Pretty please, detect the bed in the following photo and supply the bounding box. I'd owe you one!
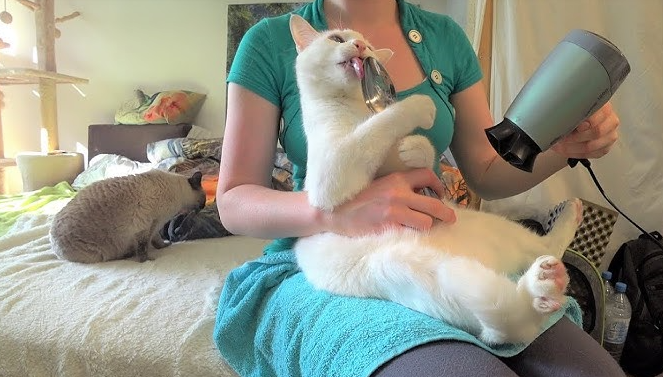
[0,124,270,377]
[0,123,608,377]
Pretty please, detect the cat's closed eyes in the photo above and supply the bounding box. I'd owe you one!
[50,170,206,263]
[289,14,580,345]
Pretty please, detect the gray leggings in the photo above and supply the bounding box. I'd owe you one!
[372,317,626,377]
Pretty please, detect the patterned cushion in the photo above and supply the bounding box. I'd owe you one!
[146,138,223,164]
[115,89,206,125]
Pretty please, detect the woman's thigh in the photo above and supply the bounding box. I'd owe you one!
[503,316,626,377]
[372,317,626,377]
[372,340,519,377]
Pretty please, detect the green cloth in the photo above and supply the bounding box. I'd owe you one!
[227,0,483,255]
[0,181,76,237]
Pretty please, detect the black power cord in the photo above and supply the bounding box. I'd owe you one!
[568,158,663,251]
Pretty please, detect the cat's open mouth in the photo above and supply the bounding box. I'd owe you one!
[340,56,364,80]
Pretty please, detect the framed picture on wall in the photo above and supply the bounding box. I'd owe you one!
[227,2,309,74]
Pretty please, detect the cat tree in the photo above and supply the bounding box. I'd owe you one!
[0,0,87,193]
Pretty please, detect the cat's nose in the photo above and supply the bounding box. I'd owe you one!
[353,40,366,54]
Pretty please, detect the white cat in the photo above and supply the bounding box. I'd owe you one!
[289,14,582,345]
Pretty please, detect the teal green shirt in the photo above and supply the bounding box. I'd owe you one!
[227,0,483,254]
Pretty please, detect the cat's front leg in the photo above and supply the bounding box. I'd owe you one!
[397,135,436,169]
[151,234,171,249]
[134,236,152,262]
[389,94,436,132]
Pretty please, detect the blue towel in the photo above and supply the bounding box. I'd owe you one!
[214,251,582,377]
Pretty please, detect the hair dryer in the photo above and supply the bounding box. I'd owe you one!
[485,29,631,172]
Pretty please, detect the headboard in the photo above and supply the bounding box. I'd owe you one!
[87,123,192,163]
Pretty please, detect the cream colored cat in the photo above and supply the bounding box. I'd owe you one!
[50,170,206,263]
[289,15,582,346]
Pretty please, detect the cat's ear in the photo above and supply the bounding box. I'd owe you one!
[188,171,203,190]
[374,49,394,65]
[290,14,319,53]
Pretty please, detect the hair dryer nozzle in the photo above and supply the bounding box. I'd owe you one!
[486,29,630,173]
[485,118,542,172]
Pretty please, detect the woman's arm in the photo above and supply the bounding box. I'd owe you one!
[449,81,620,201]
[216,83,329,239]
[449,82,567,200]
[217,84,455,239]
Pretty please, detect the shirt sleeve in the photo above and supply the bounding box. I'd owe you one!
[227,18,282,107]
[448,20,483,94]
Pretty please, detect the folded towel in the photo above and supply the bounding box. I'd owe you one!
[214,251,581,377]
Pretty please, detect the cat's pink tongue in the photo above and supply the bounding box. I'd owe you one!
[351,57,364,79]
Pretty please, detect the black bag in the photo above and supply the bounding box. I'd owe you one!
[608,231,663,377]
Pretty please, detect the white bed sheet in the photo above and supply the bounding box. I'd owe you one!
[0,211,269,377]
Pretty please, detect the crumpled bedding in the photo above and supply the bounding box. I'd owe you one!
[0,181,76,237]
[0,210,269,377]
[73,144,295,243]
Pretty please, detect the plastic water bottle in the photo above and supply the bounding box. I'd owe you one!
[603,282,632,362]
[602,271,615,297]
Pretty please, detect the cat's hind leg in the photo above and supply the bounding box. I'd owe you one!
[472,255,570,345]
[543,198,583,258]
[432,255,568,345]
[519,255,569,314]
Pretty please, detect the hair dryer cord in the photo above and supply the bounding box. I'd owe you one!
[568,158,663,250]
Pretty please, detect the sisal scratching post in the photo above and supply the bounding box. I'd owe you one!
[35,0,59,151]
[0,90,6,194]
[2,0,87,192]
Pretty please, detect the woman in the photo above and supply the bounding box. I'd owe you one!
[214,1,624,376]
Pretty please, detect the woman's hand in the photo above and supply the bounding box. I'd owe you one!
[327,168,456,237]
[551,101,620,159]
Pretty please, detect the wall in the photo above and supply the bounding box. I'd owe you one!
[0,0,466,193]
[483,0,663,267]
[2,0,231,192]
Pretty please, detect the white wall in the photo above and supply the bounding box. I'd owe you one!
[0,0,462,193]
[483,0,663,267]
[1,0,231,192]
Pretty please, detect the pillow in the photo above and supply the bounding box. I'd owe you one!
[146,137,223,163]
[146,138,186,163]
[72,154,154,190]
[115,89,206,125]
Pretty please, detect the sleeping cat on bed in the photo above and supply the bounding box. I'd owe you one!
[289,15,582,345]
[50,169,206,263]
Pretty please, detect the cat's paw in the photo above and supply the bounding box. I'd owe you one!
[521,255,569,314]
[151,238,171,249]
[552,198,584,227]
[398,135,436,169]
[401,94,436,130]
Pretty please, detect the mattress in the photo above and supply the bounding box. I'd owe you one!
[0,209,268,377]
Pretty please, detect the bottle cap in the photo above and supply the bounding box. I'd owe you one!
[615,282,627,293]
[601,271,612,280]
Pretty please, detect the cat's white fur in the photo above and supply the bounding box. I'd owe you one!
[291,15,436,210]
[289,15,582,345]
